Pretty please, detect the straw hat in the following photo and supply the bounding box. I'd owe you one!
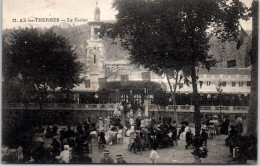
[44,144,52,149]
[35,137,44,143]
[64,145,70,150]
[103,149,110,154]
[116,154,123,159]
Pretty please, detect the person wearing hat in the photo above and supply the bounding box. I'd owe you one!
[178,122,186,139]
[136,116,141,130]
[45,126,53,139]
[59,127,66,143]
[44,144,57,164]
[51,138,60,157]
[170,122,178,146]
[200,126,208,148]
[98,117,104,132]
[56,145,71,163]
[185,128,193,149]
[66,125,75,139]
[150,146,159,163]
[100,149,114,163]
[192,134,203,163]
[116,154,127,164]
[226,125,239,157]
[31,137,51,163]
[222,116,230,135]
[98,128,106,147]
[236,116,243,135]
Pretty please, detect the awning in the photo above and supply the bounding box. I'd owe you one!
[107,81,161,90]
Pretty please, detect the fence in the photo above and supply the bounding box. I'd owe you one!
[4,103,248,113]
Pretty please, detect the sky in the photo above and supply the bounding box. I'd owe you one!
[2,0,253,30]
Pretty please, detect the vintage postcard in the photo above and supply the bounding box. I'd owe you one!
[2,0,257,164]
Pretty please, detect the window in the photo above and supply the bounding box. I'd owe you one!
[134,94,142,102]
[206,81,211,86]
[85,79,90,88]
[120,94,129,103]
[134,94,142,109]
[239,82,244,87]
[179,83,183,89]
[247,81,251,86]
[232,82,236,87]
[227,60,237,68]
[222,81,226,87]
[199,81,203,88]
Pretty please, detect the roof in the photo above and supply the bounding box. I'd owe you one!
[198,68,251,75]
[107,81,161,90]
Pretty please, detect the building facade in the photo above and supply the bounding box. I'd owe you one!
[2,3,251,125]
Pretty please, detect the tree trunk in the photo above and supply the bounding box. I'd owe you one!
[191,64,201,136]
[246,0,258,137]
[166,73,178,127]
[173,73,179,127]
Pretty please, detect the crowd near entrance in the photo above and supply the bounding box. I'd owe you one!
[2,101,257,164]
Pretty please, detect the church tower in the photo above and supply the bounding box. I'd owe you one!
[94,1,101,22]
[85,1,107,91]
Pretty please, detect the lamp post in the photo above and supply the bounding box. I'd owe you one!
[216,80,223,123]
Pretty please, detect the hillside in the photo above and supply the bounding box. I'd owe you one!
[3,24,252,68]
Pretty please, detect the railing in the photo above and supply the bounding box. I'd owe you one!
[4,103,114,111]
[4,103,248,113]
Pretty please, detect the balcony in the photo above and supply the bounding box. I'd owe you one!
[3,103,115,111]
[3,103,248,113]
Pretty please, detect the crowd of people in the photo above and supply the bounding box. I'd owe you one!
[225,117,257,163]
[1,103,257,164]
[113,104,210,163]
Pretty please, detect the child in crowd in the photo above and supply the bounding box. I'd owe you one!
[150,146,159,163]
[56,145,71,163]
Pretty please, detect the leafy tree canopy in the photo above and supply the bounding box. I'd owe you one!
[3,27,84,103]
[98,0,249,134]
[100,0,249,75]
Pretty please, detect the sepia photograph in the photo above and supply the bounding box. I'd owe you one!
[2,0,258,164]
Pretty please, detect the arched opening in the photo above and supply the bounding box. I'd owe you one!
[94,54,96,64]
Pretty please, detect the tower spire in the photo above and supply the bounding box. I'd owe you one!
[94,0,101,21]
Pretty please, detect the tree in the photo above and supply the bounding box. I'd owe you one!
[165,70,183,126]
[153,89,170,107]
[3,27,84,127]
[100,0,248,135]
[246,0,258,137]
[97,88,111,104]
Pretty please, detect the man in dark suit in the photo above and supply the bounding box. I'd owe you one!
[100,149,114,163]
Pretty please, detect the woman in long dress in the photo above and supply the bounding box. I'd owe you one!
[180,125,189,141]
[98,117,103,132]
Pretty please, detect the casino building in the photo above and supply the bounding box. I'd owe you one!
[72,2,251,109]
[3,3,251,124]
